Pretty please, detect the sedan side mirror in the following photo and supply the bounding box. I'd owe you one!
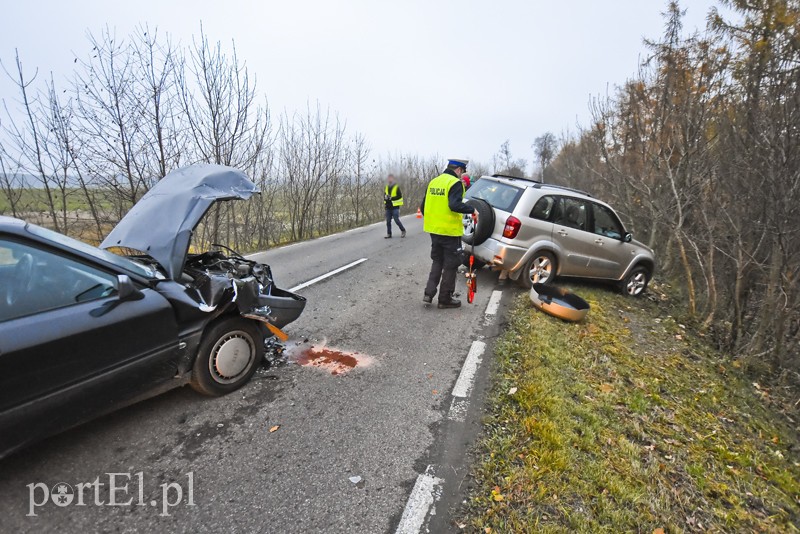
[117,274,144,302]
[624,232,633,243]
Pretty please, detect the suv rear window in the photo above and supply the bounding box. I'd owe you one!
[465,179,523,212]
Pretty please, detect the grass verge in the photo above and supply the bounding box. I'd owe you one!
[462,284,799,533]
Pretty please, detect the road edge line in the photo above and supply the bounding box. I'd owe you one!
[485,290,503,316]
[451,340,486,398]
[395,465,443,534]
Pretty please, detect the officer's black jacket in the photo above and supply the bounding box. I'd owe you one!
[419,169,474,215]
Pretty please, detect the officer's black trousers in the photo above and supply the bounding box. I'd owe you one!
[425,234,462,301]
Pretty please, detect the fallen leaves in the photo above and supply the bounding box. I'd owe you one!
[600,383,614,394]
[491,486,505,502]
[269,425,280,433]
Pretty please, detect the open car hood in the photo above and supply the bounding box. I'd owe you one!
[101,164,259,279]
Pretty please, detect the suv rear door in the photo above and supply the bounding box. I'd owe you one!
[516,194,556,247]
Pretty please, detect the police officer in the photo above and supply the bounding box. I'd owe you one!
[384,174,406,238]
[420,158,476,308]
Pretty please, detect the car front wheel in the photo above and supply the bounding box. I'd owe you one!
[518,252,557,288]
[621,267,650,297]
[191,317,264,396]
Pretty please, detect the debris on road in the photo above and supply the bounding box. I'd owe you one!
[348,476,362,484]
[269,425,280,433]
[286,343,373,376]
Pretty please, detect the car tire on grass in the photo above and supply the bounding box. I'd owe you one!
[190,317,264,396]
[620,266,650,297]
[461,198,494,246]
[518,251,557,288]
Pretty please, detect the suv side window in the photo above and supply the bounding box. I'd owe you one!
[591,203,624,240]
[554,197,587,231]
[0,238,119,323]
[530,196,556,221]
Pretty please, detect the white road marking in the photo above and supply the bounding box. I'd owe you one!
[447,398,469,422]
[451,340,486,398]
[289,258,368,293]
[485,290,503,316]
[395,465,443,534]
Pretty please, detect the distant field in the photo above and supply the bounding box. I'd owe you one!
[0,187,113,213]
[1,187,385,253]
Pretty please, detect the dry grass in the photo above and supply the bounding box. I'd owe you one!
[462,284,800,533]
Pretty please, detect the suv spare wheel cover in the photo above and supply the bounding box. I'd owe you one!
[463,198,495,246]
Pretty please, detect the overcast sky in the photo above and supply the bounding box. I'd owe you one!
[0,0,721,168]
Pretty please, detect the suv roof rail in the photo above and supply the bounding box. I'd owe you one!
[490,174,542,183]
[533,182,593,198]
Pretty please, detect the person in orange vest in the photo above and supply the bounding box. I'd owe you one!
[420,159,476,308]
[384,174,406,238]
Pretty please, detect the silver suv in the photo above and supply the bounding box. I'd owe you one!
[462,175,655,296]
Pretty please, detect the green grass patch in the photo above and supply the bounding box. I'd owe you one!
[462,285,800,533]
[0,187,112,213]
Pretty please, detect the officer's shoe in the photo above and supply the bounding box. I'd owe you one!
[384,235,392,239]
[437,296,461,309]
[401,231,407,238]
[423,294,433,305]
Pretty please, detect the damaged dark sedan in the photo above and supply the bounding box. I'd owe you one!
[0,164,305,458]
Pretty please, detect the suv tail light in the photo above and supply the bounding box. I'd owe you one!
[503,216,521,239]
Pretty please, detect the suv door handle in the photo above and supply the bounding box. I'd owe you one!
[558,230,568,236]
[594,239,604,245]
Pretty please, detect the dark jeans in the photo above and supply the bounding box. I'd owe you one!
[385,207,406,235]
[425,234,462,301]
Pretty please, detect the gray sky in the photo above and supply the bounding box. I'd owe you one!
[0,0,720,167]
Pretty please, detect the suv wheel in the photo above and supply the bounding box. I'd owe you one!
[190,317,264,396]
[621,267,650,297]
[519,252,557,288]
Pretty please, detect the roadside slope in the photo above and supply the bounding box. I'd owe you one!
[461,284,800,532]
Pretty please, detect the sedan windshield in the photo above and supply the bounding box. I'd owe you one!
[465,179,523,212]
[25,224,160,279]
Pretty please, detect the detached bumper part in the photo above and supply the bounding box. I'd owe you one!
[529,283,590,322]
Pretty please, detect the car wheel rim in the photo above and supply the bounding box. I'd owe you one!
[627,272,646,295]
[530,257,552,284]
[209,331,254,384]
[462,214,476,237]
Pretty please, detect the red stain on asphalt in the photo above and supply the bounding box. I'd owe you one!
[292,346,364,375]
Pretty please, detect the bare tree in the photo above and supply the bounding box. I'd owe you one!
[532,132,557,181]
[493,140,527,177]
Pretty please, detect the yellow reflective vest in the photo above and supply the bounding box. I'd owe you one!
[385,184,404,207]
[423,173,465,236]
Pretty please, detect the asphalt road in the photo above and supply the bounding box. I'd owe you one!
[0,214,512,533]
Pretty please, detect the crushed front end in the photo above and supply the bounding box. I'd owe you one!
[183,248,306,329]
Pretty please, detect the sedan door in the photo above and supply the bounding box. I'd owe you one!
[0,236,180,454]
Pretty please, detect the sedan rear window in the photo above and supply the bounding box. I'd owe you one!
[465,179,523,212]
